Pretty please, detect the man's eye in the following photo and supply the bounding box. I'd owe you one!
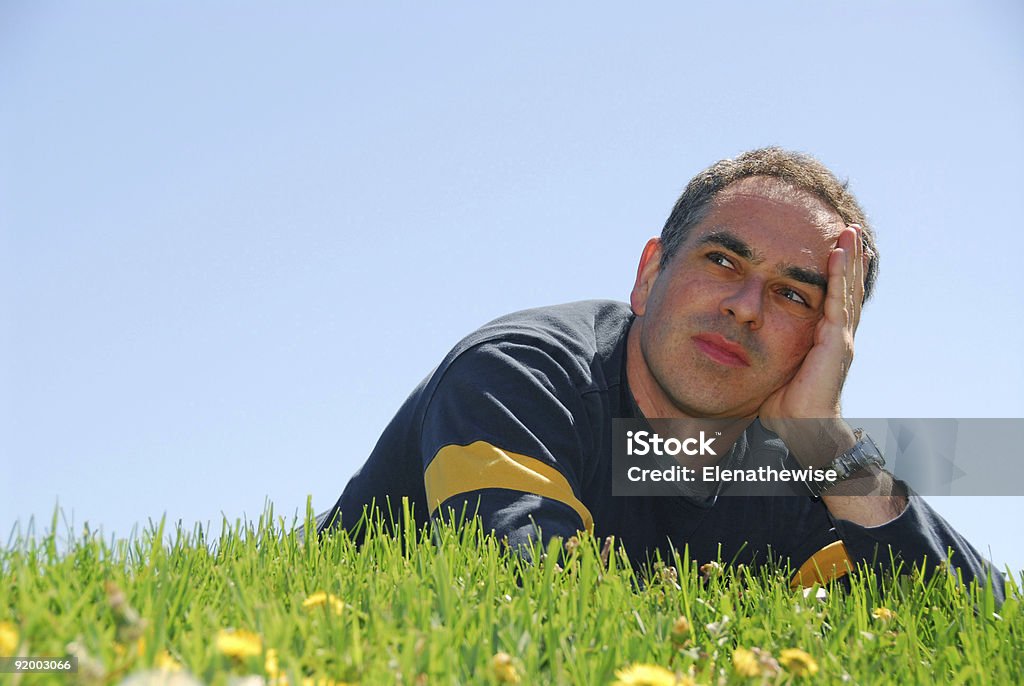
[706,252,734,270]
[778,288,809,307]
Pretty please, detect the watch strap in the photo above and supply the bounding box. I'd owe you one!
[808,429,885,498]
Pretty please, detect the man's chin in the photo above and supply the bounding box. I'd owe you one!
[663,391,761,421]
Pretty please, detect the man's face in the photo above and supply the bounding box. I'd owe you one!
[629,177,848,419]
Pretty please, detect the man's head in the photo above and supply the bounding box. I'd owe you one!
[627,149,878,420]
[659,147,878,301]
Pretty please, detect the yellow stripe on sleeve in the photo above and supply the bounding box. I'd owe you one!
[790,540,854,588]
[423,441,594,533]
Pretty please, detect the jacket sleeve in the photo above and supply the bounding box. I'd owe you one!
[419,336,594,551]
[828,491,1006,604]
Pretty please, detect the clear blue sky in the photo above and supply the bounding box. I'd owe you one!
[2,3,1022,573]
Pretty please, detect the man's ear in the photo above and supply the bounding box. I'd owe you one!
[630,238,663,316]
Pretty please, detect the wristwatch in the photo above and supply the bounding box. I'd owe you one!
[808,429,885,498]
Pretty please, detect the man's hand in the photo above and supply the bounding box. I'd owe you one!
[758,224,866,431]
[756,224,906,525]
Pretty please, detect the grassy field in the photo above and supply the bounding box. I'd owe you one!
[1,504,1021,686]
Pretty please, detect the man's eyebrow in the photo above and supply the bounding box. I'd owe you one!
[696,231,762,263]
[782,265,827,291]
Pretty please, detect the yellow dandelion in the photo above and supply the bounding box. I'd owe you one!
[613,663,678,686]
[154,649,183,672]
[670,615,691,643]
[0,621,19,656]
[266,647,293,685]
[778,648,819,677]
[491,652,520,683]
[872,607,895,622]
[265,648,280,675]
[732,647,761,678]
[216,628,263,659]
[302,591,345,616]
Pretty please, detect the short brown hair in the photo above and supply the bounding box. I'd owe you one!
[660,147,879,301]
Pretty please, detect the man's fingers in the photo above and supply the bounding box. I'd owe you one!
[846,231,857,300]
[849,224,865,330]
[825,246,849,327]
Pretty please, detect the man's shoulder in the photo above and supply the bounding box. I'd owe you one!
[455,299,633,359]
[430,300,633,400]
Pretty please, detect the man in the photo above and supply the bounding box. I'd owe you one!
[313,148,1002,597]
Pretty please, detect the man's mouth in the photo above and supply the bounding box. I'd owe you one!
[692,333,751,367]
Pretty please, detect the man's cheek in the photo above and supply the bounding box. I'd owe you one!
[775,356,805,387]
[779,331,817,376]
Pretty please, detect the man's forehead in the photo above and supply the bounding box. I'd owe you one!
[713,176,846,237]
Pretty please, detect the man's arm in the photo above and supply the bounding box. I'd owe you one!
[829,493,1006,603]
[759,225,1004,600]
[777,419,908,526]
[419,337,593,551]
[759,224,904,527]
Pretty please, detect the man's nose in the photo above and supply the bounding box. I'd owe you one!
[720,279,764,329]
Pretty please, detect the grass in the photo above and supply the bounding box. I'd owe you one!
[1,502,1021,686]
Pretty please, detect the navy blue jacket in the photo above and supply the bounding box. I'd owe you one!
[316,300,1004,597]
